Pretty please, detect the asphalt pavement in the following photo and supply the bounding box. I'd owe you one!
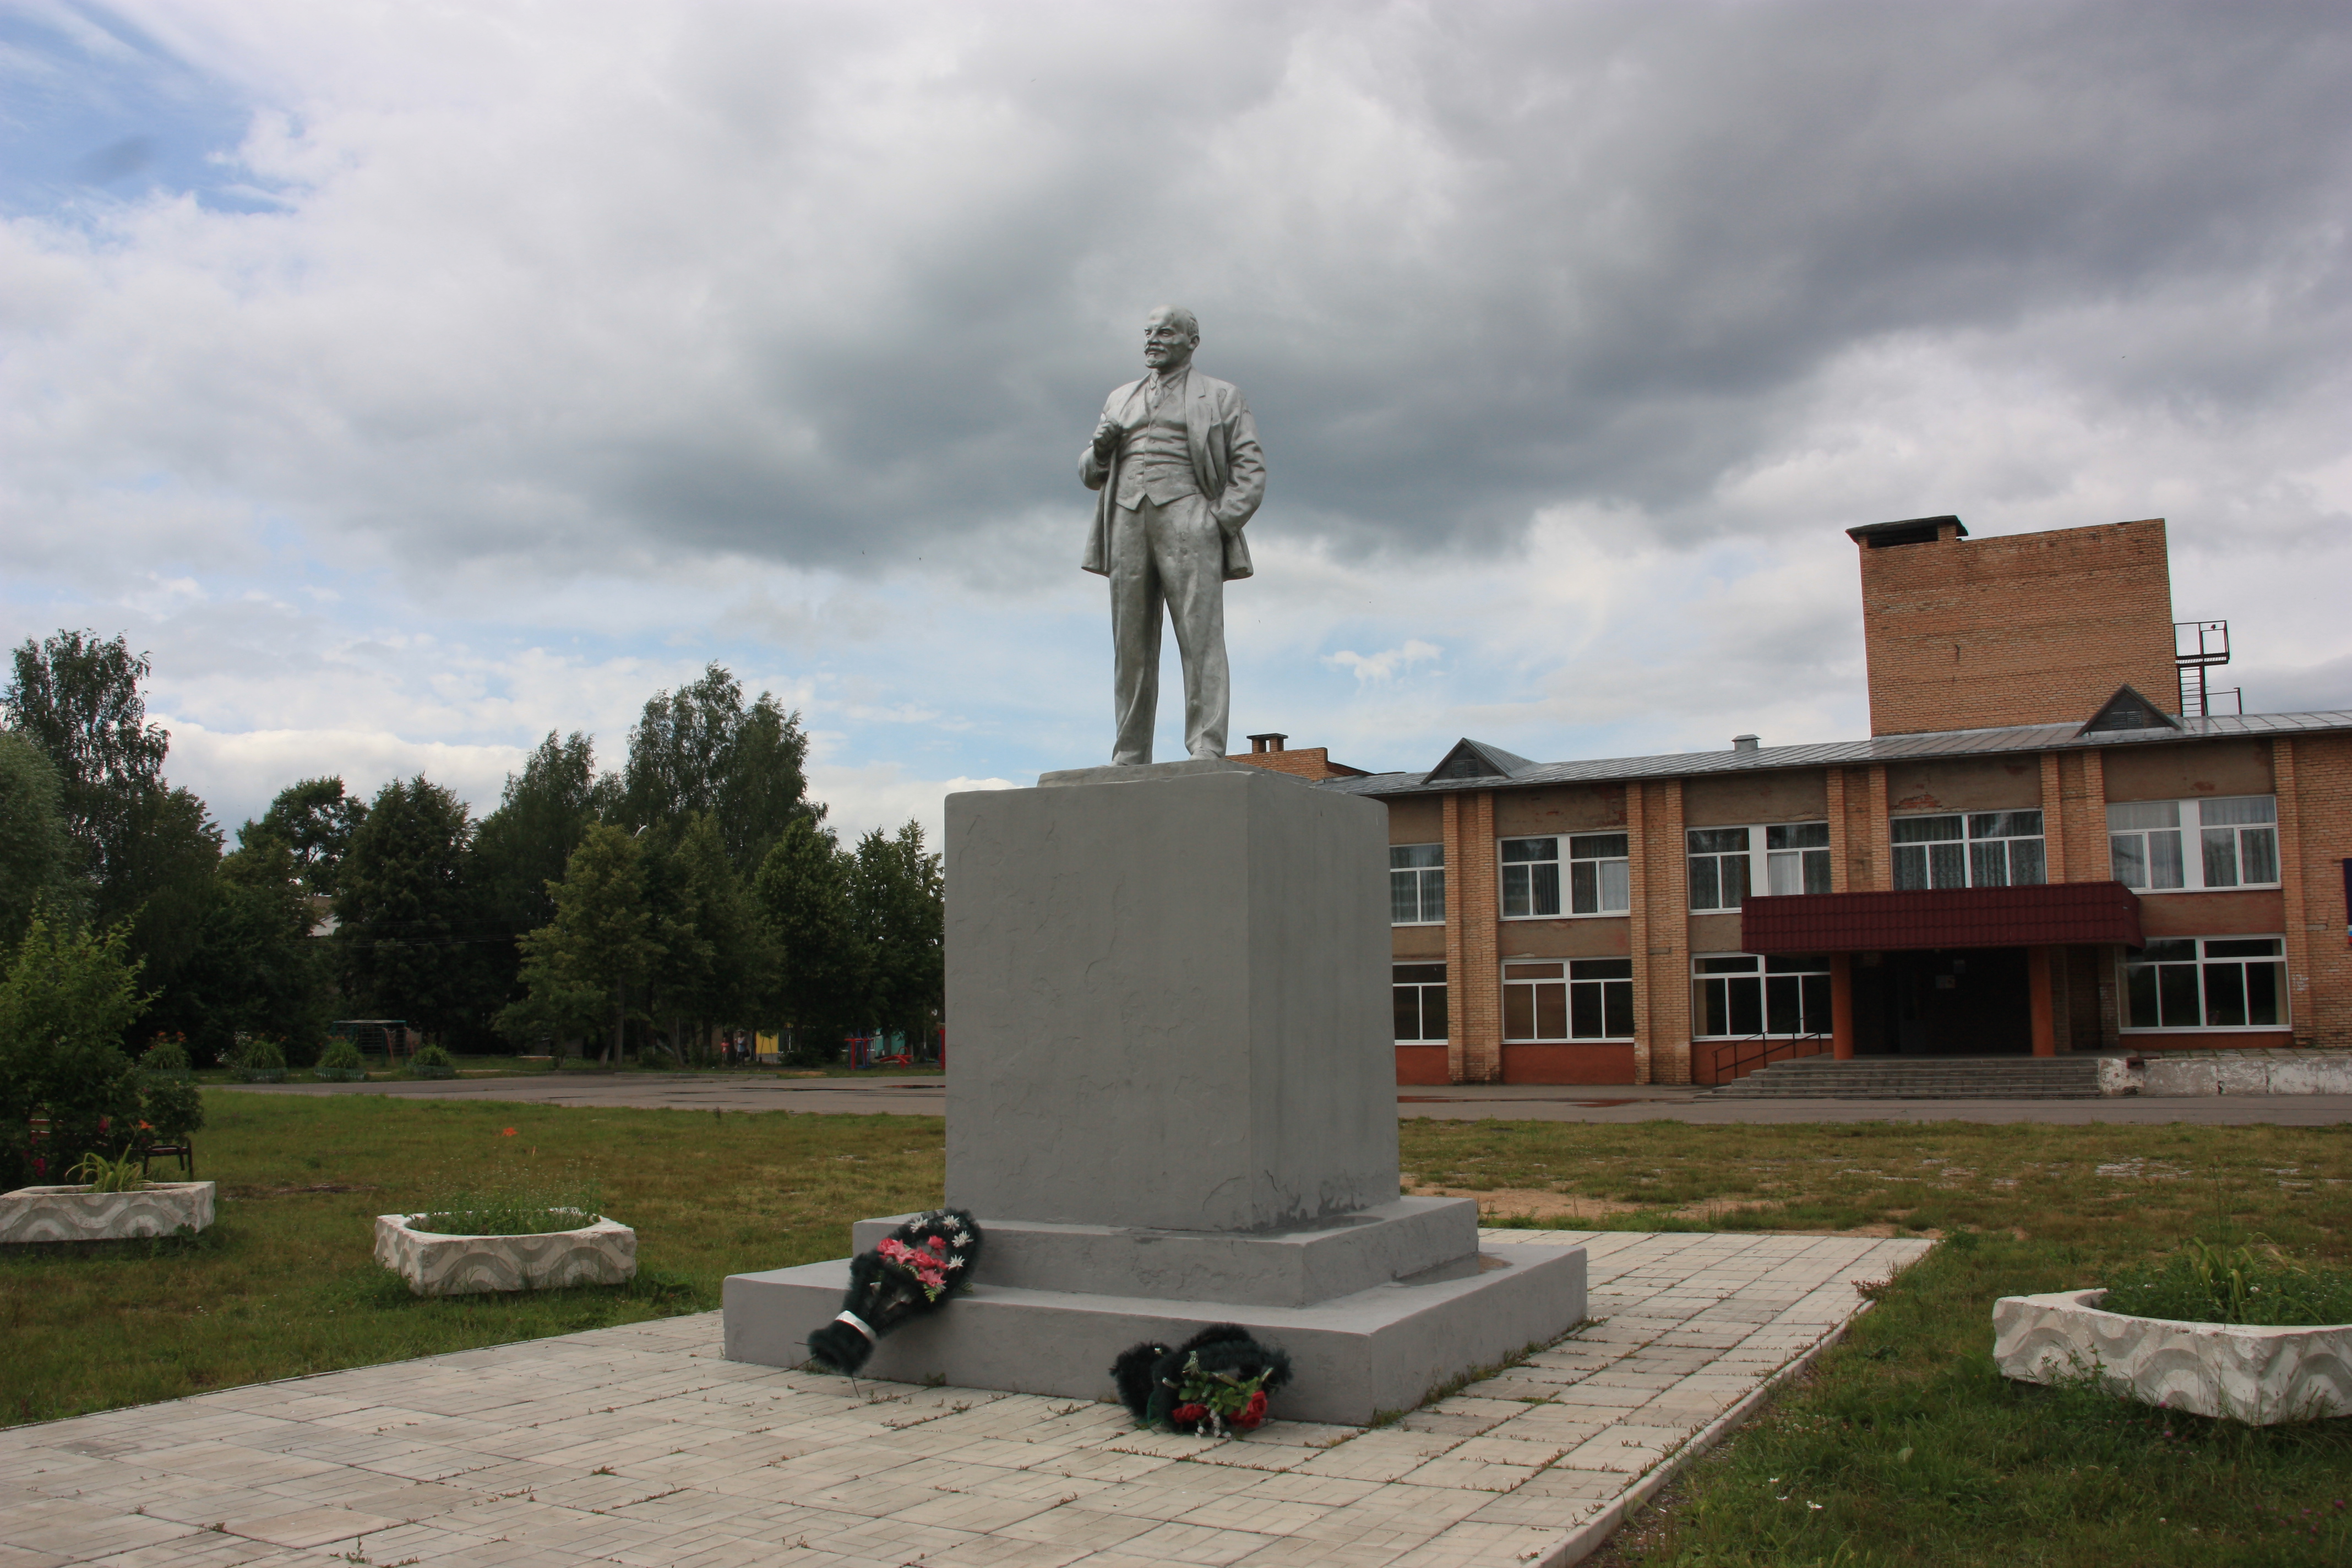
[216,1072,2352,1125]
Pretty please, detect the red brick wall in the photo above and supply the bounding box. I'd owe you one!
[1630,779,1692,1084]
[1443,791,1502,1082]
[1858,519,2179,736]
[1227,746,1366,781]
[2280,735,2352,1047]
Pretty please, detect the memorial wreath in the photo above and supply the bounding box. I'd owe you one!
[806,1209,983,1375]
[1114,1323,1293,1437]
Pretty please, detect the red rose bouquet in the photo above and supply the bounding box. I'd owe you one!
[1113,1324,1292,1437]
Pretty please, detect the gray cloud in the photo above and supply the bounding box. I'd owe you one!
[9,0,2349,592]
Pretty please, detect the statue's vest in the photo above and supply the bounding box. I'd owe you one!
[1114,383,1201,510]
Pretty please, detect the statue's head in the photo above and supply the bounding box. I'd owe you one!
[1142,306,1200,372]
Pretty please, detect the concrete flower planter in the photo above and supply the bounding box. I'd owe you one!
[0,1182,216,1244]
[1994,1288,2352,1424]
[374,1211,636,1296]
[312,1067,369,1082]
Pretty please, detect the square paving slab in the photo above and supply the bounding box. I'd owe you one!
[0,1231,1929,1567]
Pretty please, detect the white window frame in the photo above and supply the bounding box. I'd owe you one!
[1389,844,1445,925]
[1500,833,1630,918]
[2107,797,2279,893]
[1686,821,1832,912]
[1501,959,1635,1042]
[1393,962,1448,1043]
[2120,936,2289,1033]
[1891,810,2048,891]
[1691,952,1834,1039]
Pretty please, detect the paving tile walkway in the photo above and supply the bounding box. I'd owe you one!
[1,1231,1930,1567]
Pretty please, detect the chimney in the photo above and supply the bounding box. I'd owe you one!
[1732,734,1760,753]
[1248,732,1288,754]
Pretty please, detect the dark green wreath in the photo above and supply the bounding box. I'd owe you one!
[1113,1324,1293,1436]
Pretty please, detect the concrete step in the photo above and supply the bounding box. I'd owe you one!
[1712,1056,2103,1099]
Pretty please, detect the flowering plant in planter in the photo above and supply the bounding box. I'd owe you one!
[1114,1324,1293,1438]
[806,1209,982,1374]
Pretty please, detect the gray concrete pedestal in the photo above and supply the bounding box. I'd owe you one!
[723,760,1586,1419]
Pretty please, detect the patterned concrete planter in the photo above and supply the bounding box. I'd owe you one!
[374,1211,636,1297]
[1,1182,216,1244]
[237,1067,288,1083]
[312,1068,369,1082]
[1995,1288,2352,1424]
[407,1064,457,1080]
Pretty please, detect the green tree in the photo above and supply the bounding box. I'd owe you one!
[471,731,619,1041]
[622,665,820,875]
[507,824,662,1063]
[2,631,170,889]
[144,837,331,1065]
[644,812,774,1063]
[753,815,863,1056]
[239,777,367,896]
[849,820,945,1050]
[473,732,617,946]
[0,915,149,1188]
[334,777,489,1045]
[0,731,72,950]
[108,785,224,1016]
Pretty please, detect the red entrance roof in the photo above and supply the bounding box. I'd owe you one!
[1740,882,2143,955]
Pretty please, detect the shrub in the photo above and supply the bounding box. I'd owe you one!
[2103,1239,2352,1328]
[0,916,149,1186]
[318,1038,364,1070]
[232,1036,287,1071]
[139,1037,192,1076]
[411,1043,454,1069]
[138,1076,204,1144]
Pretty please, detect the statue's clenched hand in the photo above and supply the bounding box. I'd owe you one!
[1091,419,1124,460]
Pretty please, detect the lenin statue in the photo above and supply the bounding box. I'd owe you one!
[1080,307,1267,765]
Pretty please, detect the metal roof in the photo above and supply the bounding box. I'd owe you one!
[1316,709,2352,799]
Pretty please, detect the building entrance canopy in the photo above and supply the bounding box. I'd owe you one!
[1740,882,2143,956]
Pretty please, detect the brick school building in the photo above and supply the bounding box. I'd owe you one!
[1240,516,2352,1086]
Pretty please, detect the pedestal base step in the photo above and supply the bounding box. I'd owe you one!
[723,1242,1586,1427]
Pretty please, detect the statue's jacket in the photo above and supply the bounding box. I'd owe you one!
[1080,371,1267,582]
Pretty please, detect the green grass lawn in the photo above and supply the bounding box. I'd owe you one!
[6,1101,2346,1565]
[2,1091,945,1427]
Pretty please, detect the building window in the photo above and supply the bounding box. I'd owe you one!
[1891,811,2046,890]
[1502,959,1634,1041]
[1686,829,1751,912]
[1692,954,1832,1038]
[1501,834,1630,917]
[1687,823,1832,911]
[1390,844,1445,924]
[1393,963,1448,1043]
[2122,938,2286,1031]
[2108,797,2278,892]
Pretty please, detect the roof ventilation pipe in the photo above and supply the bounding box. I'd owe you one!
[1732,734,1761,753]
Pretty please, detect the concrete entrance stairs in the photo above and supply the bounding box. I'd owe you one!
[1712,1055,2103,1099]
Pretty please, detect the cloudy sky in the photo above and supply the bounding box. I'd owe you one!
[6,0,2349,844]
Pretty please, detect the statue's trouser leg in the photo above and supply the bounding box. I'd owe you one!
[1107,502,1164,765]
[1148,494,1229,760]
